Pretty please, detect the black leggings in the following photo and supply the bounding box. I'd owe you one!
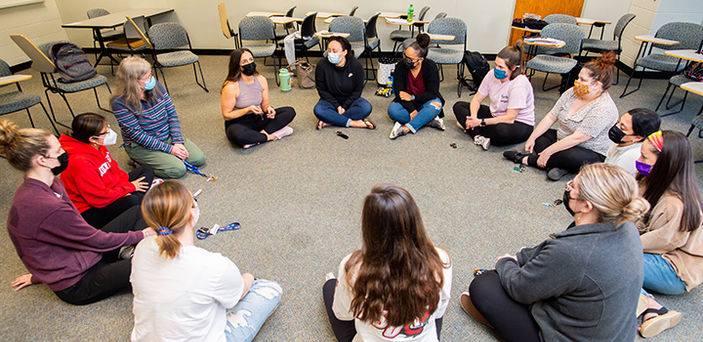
[81,166,154,229]
[322,279,444,342]
[469,270,541,342]
[225,107,296,146]
[526,129,606,173]
[453,102,533,146]
[54,205,147,305]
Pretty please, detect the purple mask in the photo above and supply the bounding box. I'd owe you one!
[635,160,652,176]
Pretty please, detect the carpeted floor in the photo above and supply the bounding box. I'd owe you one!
[1,54,702,341]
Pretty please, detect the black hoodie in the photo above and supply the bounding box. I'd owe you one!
[315,55,365,109]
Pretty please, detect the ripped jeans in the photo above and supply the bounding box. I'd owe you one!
[225,279,283,342]
[387,97,442,133]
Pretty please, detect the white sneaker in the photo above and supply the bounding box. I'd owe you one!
[242,142,260,149]
[118,245,135,259]
[427,117,445,131]
[389,122,407,139]
[473,135,484,145]
[474,135,491,150]
[325,272,335,281]
[272,126,293,140]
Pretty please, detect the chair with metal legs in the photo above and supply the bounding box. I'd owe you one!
[0,58,57,134]
[10,34,111,130]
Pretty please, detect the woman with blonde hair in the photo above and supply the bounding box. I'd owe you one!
[461,163,649,341]
[1,120,151,305]
[453,41,534,150]
[111,56,205,179]
[323,184,452,341]
[130,180,282,342]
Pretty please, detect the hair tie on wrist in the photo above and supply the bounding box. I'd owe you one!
[157,226,172,235]
[648,131,663,152]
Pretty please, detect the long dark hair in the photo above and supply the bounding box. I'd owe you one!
[345,184,448,327]
[639,130,702,232]
[71,113,106,144]
[222,48,257,89]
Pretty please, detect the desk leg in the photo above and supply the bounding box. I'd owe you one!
[93,29,120,68]
[620,41,647,98]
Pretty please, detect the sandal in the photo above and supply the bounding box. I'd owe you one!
[363,119,376,130]
[638,307,682,338]
[459,292,493,328]
[316,120,326,130]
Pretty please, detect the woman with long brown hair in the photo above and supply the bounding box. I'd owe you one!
[130,180,282,341]
[453,41,535,150]
[111,56,205,179]
[503,52,619,181]
[323,184,452,342]
[634,130,703,337]
[1,120,152,305]
[221,48,296,148]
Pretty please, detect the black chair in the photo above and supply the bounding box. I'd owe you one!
[275,6,297,40]
[363,12,382,80]
[349,6,359,16]
[278,12,322,62]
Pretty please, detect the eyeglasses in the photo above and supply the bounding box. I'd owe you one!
[93,124,111,137]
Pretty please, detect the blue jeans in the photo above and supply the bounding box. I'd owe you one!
[387,98,442,133]
[641,253,686,296]
[225,279,282,342]
[314,98,372,127]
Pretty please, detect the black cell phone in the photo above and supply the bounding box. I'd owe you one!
[335,130,349,139]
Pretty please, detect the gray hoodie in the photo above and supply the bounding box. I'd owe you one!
[496,222,643,342]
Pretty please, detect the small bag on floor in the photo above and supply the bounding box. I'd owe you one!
[288,59,316,89]
[377,57,397,86]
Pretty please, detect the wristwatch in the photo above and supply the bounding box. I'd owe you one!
[410,95,416,101]
[480,119,486,127]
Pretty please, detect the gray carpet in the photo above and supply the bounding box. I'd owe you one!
[1,55,702,341]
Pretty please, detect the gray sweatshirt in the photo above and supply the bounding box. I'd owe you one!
[496,222,643,342]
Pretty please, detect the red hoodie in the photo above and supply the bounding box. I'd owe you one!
[58,134,136,213]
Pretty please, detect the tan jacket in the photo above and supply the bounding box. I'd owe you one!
[638,191,703,291]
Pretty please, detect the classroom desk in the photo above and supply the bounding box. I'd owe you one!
[62,8,173,67]
[271,16,303,25]
[665,49,703,63]
[428,34,455,41]
[681,82,703,160]
[306,11,345,19]
[384,17,430,26]
[379,12,405,18]
[576,17,611,39]
[245,11,284,17]
[631,35,680,71]
[0,74,32,86]
[523,38,566,59]
[315,30,350,49]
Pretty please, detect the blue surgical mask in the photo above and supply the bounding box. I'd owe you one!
[142,76,156,91]
[327,52,342,65]
[494,68,508,80]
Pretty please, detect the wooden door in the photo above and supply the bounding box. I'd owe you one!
[509,0,585,46]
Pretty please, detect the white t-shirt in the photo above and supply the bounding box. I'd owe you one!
[605,142,642,176]
[332,248,452,342]
[130,237,243,342]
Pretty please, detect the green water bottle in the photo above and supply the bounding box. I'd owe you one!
[279,68,292,92]
[407,4,414,23]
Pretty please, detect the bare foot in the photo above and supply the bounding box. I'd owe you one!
[316,120,331,130]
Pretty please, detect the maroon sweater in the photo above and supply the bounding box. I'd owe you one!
[7,178,143,291]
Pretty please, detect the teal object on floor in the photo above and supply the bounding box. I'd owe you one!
[279,68,291,92]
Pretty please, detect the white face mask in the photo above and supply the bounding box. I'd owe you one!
[102,129,118,146]
[192,205,200,226]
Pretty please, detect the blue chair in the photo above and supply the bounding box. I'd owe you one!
[425,17,468,96]
[239,16,280,84]
[0,58,57,134]
[147,22,208,93]
[525,23,584,92]
[544,14,577,25]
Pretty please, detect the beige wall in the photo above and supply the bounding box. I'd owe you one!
[0,0,68,65]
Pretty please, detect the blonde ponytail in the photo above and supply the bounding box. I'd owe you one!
[141,180,194,259]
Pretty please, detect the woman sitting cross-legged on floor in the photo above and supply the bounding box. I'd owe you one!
[1,120,152,305]
[221,48,296,148]
[323,184,452,342]
[111,56,206,179]
[314,36,374,130]
[503,52,619,181]
[59,113,155,229]
[388,33,446,139]
[633,130,703,338]
[461,163,648,342]
[452,41,534,150]
[130,180,282,342]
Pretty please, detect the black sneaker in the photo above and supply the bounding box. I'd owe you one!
[547,168,569,181]
[503,150,527,164]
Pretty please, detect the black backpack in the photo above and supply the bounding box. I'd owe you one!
[461,51,490,91]
[50,42,97,83]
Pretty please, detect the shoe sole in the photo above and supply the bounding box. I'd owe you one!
[459,292,493,328]
[640,310,682,338]
[547,168,569,181]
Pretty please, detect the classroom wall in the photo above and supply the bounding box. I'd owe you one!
[0,0,68,65]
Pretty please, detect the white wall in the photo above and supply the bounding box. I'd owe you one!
[581,0,633,42]
[0,0,68,65]
[53,0,516,54]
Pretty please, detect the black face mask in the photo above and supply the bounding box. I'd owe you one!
[608,125,627,144]
[563,189,576,216]
[50,152,69,176]
[401,58,415,69]
[241,62,257,76]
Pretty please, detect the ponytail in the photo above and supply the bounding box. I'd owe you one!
[583,51,617,90]
[141,180,194,259]
[409,33,430,58]
[497,41,525,80]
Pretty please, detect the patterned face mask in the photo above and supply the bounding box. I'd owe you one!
[573,79,590,96]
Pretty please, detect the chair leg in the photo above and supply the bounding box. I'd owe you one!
[24,108,36,128]
[37,102,59,135]
[94,87,112,113]
[158,66,169,93]
[439,64,444,82]
[274,56,280,86]
[620,66,644,98]
[613,54,621,85]
[655,83,672,111]
[456,62,464,97]
[58,93,76,118]
[661,91,688,117]
[43,89,65,129]
[193,61,209,92]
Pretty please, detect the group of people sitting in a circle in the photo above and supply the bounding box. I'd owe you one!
[1,31,701,341]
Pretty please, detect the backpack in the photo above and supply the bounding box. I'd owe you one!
[683,62,703,82]
[461,51,490,91]
[49,42,97,83]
